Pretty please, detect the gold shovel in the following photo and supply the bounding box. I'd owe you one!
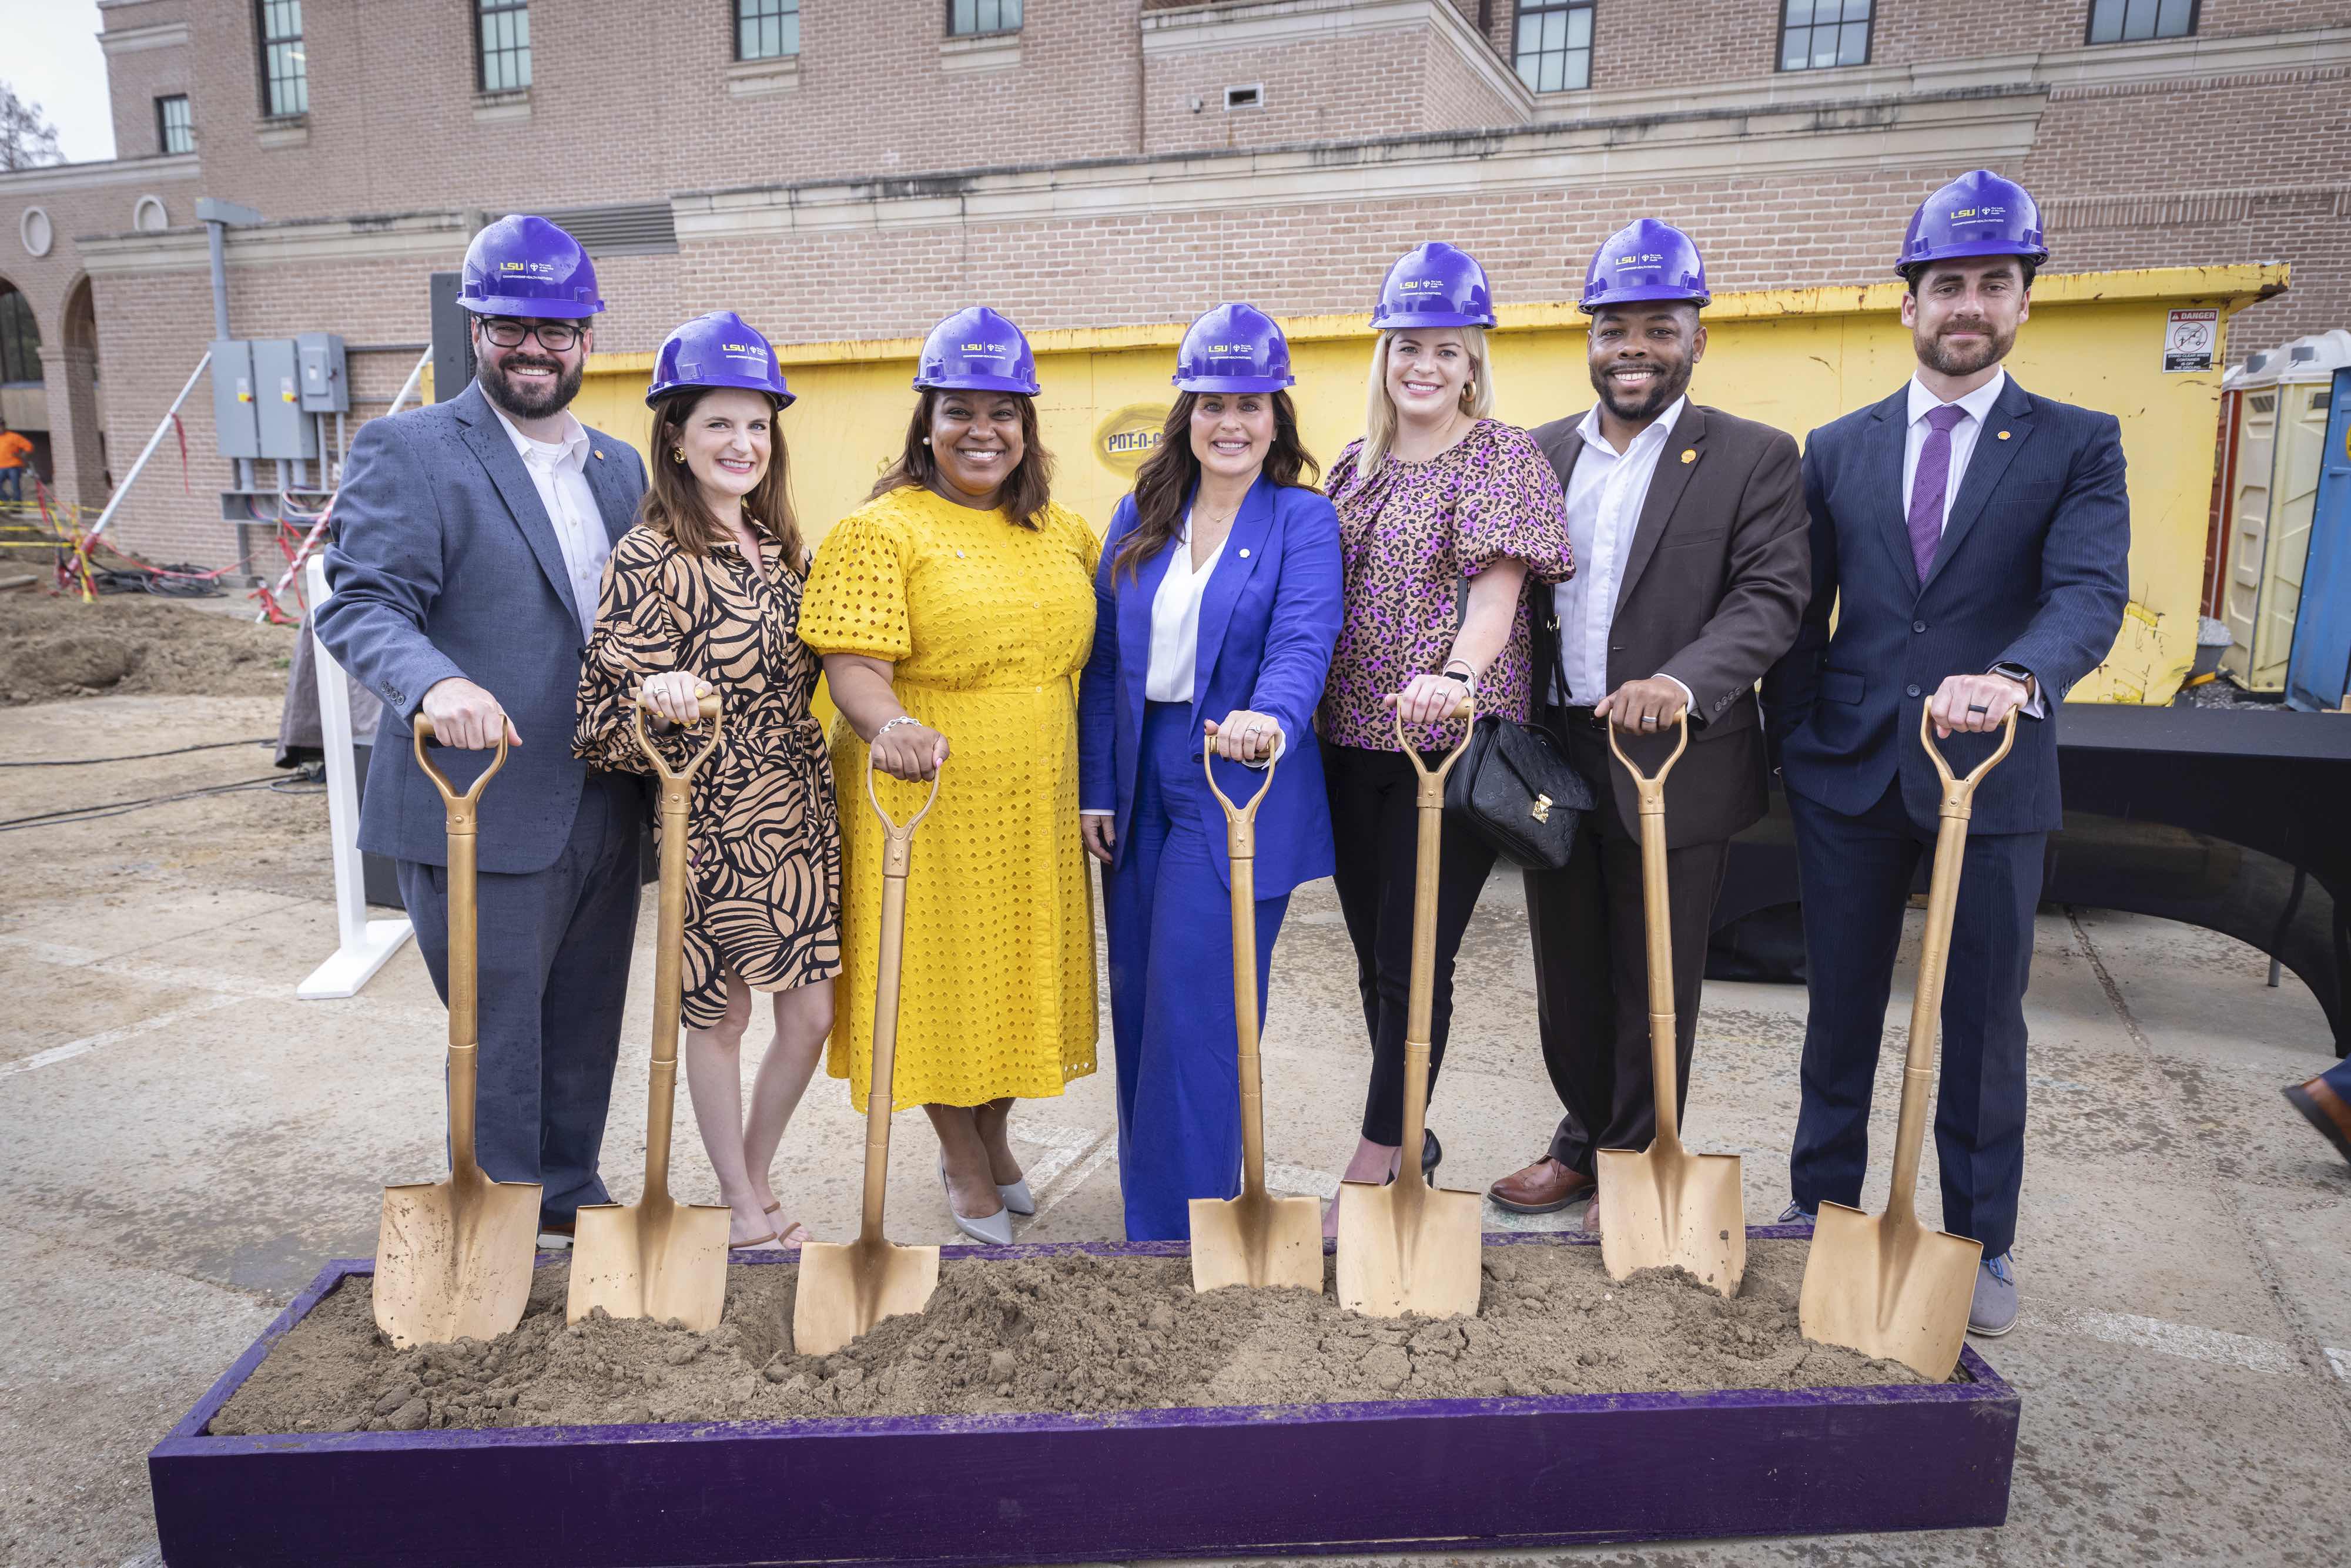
[1190,742,1321,1293]
[792,758,944,1356]
[568,693,734,1330]
[374,718,542,1349]
[1595,711,1745,1298]
[1800,704,2017,1381]
[1335,697,1484,1319]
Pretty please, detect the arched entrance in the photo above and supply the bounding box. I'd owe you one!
[0,276,43,507]
[55,276,109,511]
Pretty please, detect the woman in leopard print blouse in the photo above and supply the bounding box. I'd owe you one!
[574,313,840,1251]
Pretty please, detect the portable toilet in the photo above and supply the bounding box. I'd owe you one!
[2285,362,2351,711]
[2219,329,2351,691]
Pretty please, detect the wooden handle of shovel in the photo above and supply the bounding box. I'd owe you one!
[1886,704,2018,1224]
[1389,693,1475,1197]
[411,716,508,1182]
[1205,748,1278,1201]
[1607,712,1690,1147]
[632,692,726,1202]
[858,761,941,1242]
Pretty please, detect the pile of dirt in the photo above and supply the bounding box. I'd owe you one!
[209,1241,1927,1436]
[0,592,293,706]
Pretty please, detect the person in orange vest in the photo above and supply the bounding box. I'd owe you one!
[0,420,34,504]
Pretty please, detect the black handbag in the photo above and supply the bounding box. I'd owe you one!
[1443,714,1596,871]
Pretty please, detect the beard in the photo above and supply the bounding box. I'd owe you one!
[1588,356,1693,424]
[479,353,584,420]
[1914,317,2015,378]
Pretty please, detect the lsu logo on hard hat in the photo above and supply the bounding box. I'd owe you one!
[960,341,1010,354]
[1094,403,1169,478]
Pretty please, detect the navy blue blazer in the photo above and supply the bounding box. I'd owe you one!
[1761,374,2129,835]
[1078,475,1342,897]
[317,380,650,873]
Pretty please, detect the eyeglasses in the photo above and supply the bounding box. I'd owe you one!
[477,319,584,352]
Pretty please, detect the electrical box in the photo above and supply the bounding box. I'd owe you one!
[295,333,349,413]
[210,339,260,460]
[250,339,319,460]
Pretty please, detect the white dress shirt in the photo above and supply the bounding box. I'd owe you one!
[1902,367,2042,714]
[489,402,608,642]
[1550,396,1693,709]
[1902,367,2006,532]
[1146,509,1223,703]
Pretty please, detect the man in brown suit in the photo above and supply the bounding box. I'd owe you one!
[1487,219,1812,1217]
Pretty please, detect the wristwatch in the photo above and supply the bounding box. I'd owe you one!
[1987,662,2037,699]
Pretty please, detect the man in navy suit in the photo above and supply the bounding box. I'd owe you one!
[1761,171,2129,1336]
[317,215,650,1248]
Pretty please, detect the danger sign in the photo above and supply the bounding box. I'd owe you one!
[2164,309,2218,373]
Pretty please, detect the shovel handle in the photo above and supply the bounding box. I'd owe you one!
[1607,709,1690,1149]
[857,756,939,1242]
[1390,693,1478,788]
[1603,708,1689,798]
[1918,703,2018,816]
[632,691,726,786]
[410,715,504,1183]
[1389,692,1475,1198]
[1201,739,1278,827]
[634,692,724,1203]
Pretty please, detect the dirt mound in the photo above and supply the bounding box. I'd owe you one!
[0,592,294,706]
[208,1239,1925,1437]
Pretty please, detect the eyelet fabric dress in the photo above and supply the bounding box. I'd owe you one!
[573,521,843,1030]
[798,485,1101,1112]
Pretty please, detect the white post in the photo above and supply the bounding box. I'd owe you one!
[297,552,413,999]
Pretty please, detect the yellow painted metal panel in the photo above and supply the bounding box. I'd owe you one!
[558,264,2280,706]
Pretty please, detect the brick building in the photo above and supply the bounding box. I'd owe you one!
[2,0,2345,568]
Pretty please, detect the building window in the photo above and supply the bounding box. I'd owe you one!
[1513,1,1593,93]
[1780,0,1872,70]
[736,0,801,60]
[156,94,195,154]
[0,286,40,386]
[2087,0,2196,44]
[256,0,307,117]
[478,0,532,93]
[947,0,1019,38]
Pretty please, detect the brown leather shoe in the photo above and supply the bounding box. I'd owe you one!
[1487,1156,1596,1215]
[2283,1074,2351,1168]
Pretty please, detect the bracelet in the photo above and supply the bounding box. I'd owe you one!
[1438,664,1478,691]
[874,715,920,744]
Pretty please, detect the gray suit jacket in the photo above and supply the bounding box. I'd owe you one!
[1528,401,1812,847]
[316,380,650,873]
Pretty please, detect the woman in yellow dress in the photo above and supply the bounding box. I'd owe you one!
[799,307,1098,1247]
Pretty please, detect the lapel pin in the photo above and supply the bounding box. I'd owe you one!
[593,449,604,460]
[1238,547,1251,558]
[1680,449,1697,464]
[1996,430,2011,440]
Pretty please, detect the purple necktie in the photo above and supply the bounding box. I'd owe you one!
[1907,403,1968,582]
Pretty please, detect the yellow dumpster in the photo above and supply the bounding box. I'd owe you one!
[567,263,2283,708]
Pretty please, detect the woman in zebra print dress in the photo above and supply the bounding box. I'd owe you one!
[574,313,840,1250]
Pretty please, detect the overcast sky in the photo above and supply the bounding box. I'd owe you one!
[7,2,116,166]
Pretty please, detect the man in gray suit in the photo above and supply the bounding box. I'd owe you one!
[318,215,650,1247]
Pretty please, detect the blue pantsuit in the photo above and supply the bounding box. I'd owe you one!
[1079,475,1343,1241]
[1106,702,1290,1239]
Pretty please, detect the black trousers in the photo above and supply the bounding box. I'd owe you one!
[1322,739,1498,1145]
[1786,775,2042,1259]
[1522,711,1729,1177]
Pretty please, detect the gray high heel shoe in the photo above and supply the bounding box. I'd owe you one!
[996,1178,1036,1216]
[940,1158,1014,1246]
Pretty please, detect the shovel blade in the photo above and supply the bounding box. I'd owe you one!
[565,1198,732,1332]
[791,1237,941,1357]
[1334,1178,1484,1319]
[1799,1201,1981,1381]
[1594,1145,1746,1298]
[1188,1193,1324,1294]
[373,1175,542,1349]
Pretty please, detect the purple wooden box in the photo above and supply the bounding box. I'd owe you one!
[149,1229,2016,1566]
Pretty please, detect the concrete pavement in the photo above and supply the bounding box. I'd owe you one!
[1,693,2346,1567]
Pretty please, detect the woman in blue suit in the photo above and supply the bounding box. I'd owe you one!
[1079,303,1344,1241]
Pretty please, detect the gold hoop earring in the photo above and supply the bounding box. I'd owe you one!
[671,448,685,463]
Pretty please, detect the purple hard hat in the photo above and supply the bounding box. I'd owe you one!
[1173,303,1295,393]
[1897,169,2049,276]
[1370,243,1496,330]
[458,214,603,319]
[646,311,795,409]
[913,306,1040,396]
[1579,218,1710,312]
